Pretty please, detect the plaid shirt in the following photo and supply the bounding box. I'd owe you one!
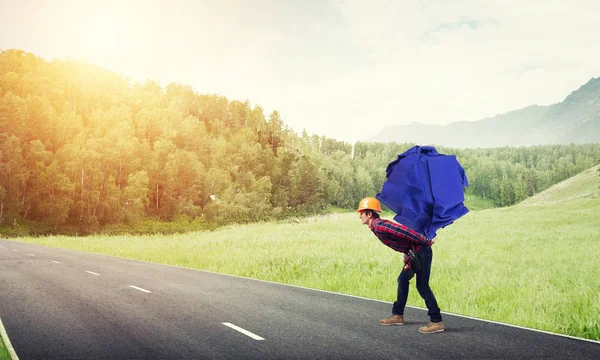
[369,218,433,254]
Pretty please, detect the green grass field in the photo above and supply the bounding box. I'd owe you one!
[0,345,10,360]
[0,345,9,360]
[8,165,600,341]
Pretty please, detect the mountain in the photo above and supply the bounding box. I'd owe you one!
[366,77,600,148]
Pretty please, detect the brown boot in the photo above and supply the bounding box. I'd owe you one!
[379,315,404,326]
[418,321,445,333]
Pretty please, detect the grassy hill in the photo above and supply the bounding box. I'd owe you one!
[11,165,600,340]
[518,165,600,206]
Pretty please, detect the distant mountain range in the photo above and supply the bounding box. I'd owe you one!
[366,77,600,148]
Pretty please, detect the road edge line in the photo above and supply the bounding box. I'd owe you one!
[0,316,19,360]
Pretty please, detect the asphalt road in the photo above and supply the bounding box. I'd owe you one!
[1,238,599,360]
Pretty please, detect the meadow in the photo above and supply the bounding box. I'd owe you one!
[0,344,8,360]
[0,344,9,360]
[8,165,600,341]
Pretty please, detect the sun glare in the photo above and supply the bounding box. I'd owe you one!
[84,16,124,56]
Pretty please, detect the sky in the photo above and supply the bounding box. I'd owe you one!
[1,0,600,143]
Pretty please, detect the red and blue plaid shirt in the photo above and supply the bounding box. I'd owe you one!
[369,218,433,254]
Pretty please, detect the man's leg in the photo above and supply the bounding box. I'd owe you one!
[393,265,411,315]
[415,246,442,323]
[380,265,410,325]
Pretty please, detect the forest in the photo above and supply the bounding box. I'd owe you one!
[1,49,599,235]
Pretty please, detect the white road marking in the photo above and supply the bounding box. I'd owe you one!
[85,271,100,276]
[12,249,17,252]
[28,253,35,257]
[222,322,265,341]
[0,317,19,360]
[129,285,151,293]
[51,260,61,264]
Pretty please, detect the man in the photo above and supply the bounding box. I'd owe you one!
[357,197,444,334]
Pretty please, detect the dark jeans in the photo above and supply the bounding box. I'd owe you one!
[392,245,442,323]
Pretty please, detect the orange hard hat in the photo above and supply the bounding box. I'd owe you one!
[356,197,382,212]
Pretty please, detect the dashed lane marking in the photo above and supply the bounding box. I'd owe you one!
[129,285,151,293]
[222,322,265,341]
[85,271,100,276]
[28,254,35,257]
[51,260,61,264]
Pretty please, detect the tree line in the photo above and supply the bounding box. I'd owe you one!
[351,142,599,208]
[1,49,599,234]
